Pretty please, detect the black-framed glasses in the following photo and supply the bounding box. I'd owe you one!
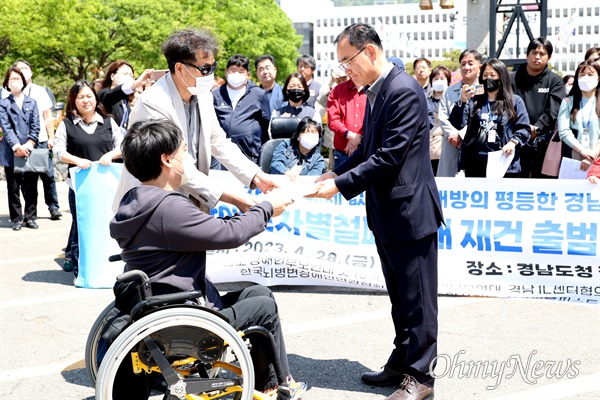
[339,47,366,71]
[182,61,218,76]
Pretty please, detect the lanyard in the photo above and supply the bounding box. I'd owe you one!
[486,100,495,123]
[581,97,596,133]
[120,99,129,128]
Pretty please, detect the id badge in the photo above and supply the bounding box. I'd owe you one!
[487,129,496,143]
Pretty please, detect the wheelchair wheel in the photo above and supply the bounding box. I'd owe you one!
[95,307,255,400]
[84,300,115,385]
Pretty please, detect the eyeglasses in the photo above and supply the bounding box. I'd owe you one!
[182,61,218,76]
[339,47,366,71]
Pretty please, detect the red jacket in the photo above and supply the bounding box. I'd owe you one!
[327,79,367,151]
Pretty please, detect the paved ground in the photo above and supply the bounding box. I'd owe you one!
[0,180,599,400]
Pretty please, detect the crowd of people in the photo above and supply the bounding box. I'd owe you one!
[1,23,599,400]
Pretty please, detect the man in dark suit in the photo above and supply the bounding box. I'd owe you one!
[308,23,443,400]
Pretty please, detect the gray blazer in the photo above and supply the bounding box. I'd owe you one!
[437,81,467,177]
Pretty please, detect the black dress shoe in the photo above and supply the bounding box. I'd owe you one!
[25,220,39,229]
[50,210,62,220]
[12,222,22,231]
[362,366,404,387]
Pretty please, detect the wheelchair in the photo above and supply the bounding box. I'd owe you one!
[85,259,292,400]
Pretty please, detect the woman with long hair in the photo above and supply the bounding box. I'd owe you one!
[98,60,152,128]
[0,66,40,230]
[557,60,600,171]
[270,116,325,180]
[460,58,530,177]
[52,80,123,276]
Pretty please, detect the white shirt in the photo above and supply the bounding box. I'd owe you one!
[226,85,246,110]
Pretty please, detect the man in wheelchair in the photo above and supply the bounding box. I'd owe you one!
[108,119,306,399]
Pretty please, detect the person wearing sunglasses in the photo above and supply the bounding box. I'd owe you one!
[116,28,279,215]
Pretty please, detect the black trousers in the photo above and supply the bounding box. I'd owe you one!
[112,285,289,399]
[4,166,38,223]
[375,232,438,387]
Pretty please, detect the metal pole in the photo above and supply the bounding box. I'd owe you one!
[490,0,497,57]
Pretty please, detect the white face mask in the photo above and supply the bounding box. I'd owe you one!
[578,75,598,92]
[20,68,32,82]
[182,65,214,96]
[565,84,573,95]
[169,155,195,186]
[8,80,23,93]
[432,79,448,92]
[115,73,134,88]
[299,133,320,151]
[227,72,247,88]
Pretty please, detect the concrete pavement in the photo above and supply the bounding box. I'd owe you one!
[1,180,599,399]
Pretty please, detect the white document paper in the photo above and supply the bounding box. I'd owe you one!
[486,150,514,178]
[558,157,589,180]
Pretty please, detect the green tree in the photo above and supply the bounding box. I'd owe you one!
[0,0,185,84]
[0,0,302,99]
[185,0,302,84]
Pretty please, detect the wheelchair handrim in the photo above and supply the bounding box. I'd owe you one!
[95,308,255,400]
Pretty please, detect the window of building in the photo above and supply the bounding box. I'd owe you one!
[330,18,334,26]
[317,19,321,27]
[393,16,397,24]
[563,8,568,17]
[595,7,599,16]
[436,14,440,23]
[443,31,447,39]
[421,32,425,40]
[386,16,390,24]
[330,35,334,43]
[421,15,425,23]
[578,43,583,52]
[587,26,591,34]
[428,15,432,23]
[450,31,454,40]
[324,36,328,44]
[547,27,551,36]
[317,36,321,44]
[555,9,559,17]
[443,14,447,22]
[330,52,334,60]
[317,52,321,59]
[578,26,583,34]
[337,18,341,26]
[399,50,404,58]
[371,17,376,24]
[435,32,439,40]
[595,26,599,34]
[428,32,432,40]
[579,8,583,17]
[435,49,440,57]
[407,15,411,23]
[587,7,592,16]
[400,16,404,23]
[569,61,576,70]
[344,18,348,25]
[351,18,355,24]
[414,14,418,22]
[324,19,327,27]
[414,32,418,40]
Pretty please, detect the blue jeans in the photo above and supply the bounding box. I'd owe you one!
[66,188,79,276]
[36,142,60,213]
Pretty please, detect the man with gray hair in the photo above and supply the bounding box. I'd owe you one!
[116,28,278,213]
[296,54,321,108]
